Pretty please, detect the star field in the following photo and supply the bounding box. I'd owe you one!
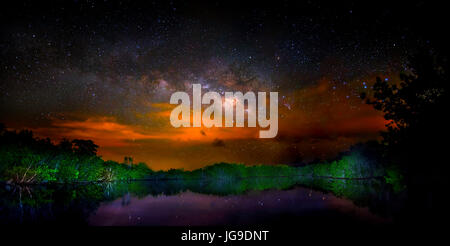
[0,0,443,169]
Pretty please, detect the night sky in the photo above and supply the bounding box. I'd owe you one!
[0,1,445,170]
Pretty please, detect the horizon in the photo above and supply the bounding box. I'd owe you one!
[0,1,429,170]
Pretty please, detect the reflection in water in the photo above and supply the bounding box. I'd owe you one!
[0,177,404,225]
[89,187,390,226]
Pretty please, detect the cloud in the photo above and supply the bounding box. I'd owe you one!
[25,77,388,170]
[212,138,225,147]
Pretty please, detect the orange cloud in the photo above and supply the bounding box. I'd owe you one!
[277,78,387,139]
[28,78,389,170]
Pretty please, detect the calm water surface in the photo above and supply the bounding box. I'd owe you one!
[0,177,401,225]
[89,187,389,226]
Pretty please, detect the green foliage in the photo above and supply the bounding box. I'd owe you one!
[384,166,406,192]
[297,150,385,179]
[56,160,79,182]
[0,125,393,188]
[34,165,58,183]
[0,128,154,184]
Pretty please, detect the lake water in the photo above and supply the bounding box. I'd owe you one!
[0,177,402,226]
[89,187,390,226]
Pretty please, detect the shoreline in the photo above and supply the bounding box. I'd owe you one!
[0,174,385,186]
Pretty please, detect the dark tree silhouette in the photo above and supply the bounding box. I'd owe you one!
[58,138,73,152]
[0,123,5,135]
[71,139,99,156]
[362,50,448,173]
[363,49,449,223]
[124,156,133,168]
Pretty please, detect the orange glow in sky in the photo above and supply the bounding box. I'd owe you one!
[21,76,389,170]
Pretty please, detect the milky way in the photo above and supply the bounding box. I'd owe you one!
[0,1,442,170]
